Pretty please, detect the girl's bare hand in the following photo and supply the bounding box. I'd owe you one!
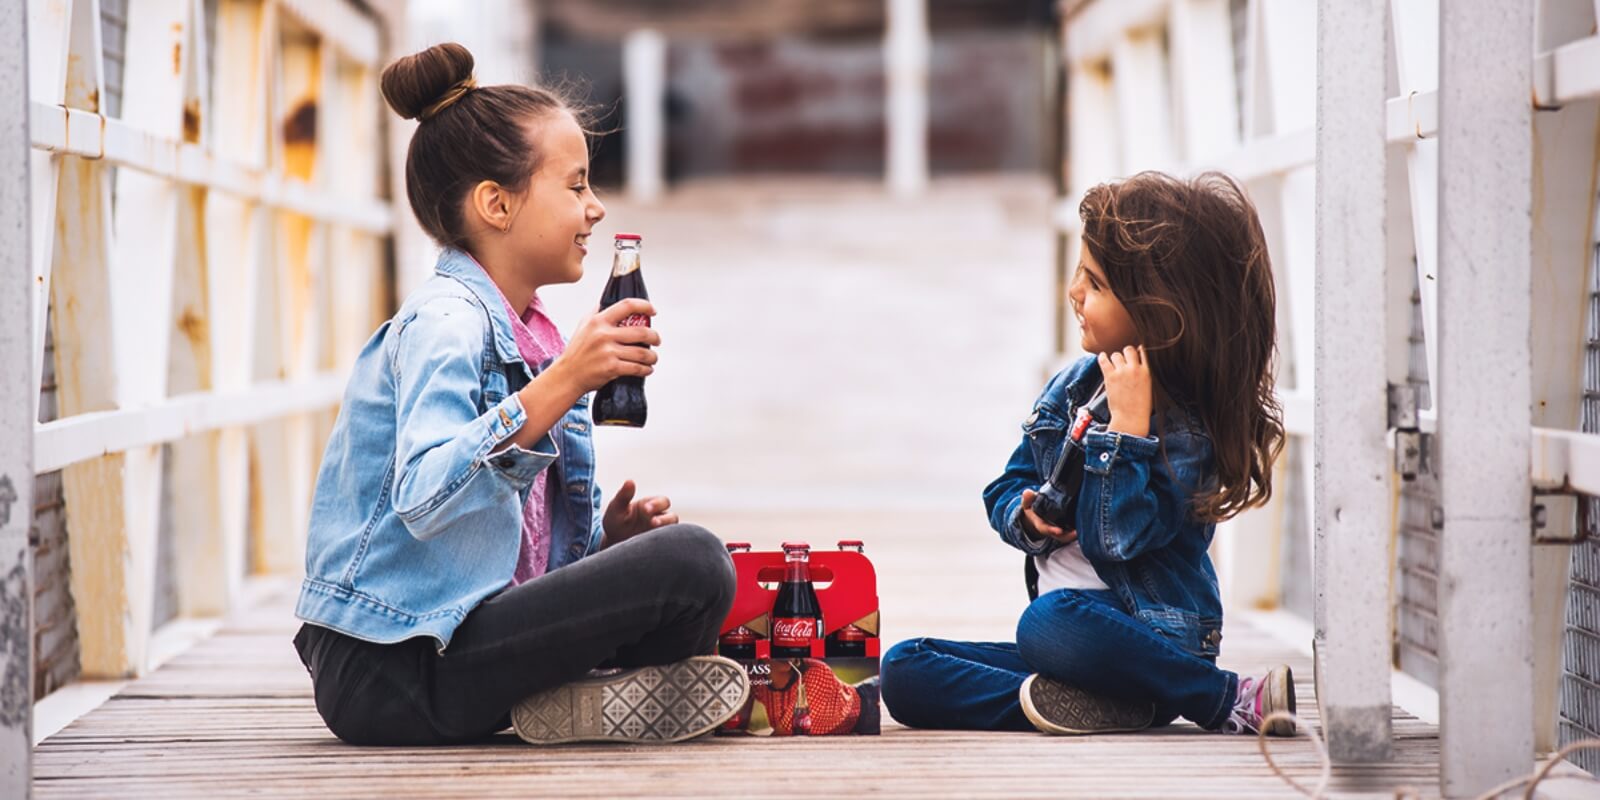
[1100,345,1152,437]
[601,480,678,548]
[555,299,660,394]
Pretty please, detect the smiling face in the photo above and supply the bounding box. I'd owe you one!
[1068,240,1140,355]
[502,111,606,286]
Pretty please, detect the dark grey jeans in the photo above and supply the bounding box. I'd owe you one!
[293,524,736,745]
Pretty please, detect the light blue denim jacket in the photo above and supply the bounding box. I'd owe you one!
[983,355,1225,659]
[296,248,602,650]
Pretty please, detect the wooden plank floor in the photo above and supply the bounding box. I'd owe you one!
[33,512,1446,799]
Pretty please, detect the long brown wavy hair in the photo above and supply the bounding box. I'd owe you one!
[1079,171,1285,522]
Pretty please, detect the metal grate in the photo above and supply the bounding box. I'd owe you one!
[1558,235,1600,774]
[31,319,80,700]
[1397,262,1441,687]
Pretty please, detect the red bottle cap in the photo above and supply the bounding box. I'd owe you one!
[837,539,864,550]
[613,233,642,240]
[780,541,811,552]
[724,542,751,552]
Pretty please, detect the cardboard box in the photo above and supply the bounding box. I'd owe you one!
[716,545,881,736]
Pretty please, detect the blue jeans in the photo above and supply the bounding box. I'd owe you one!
[881,589,1238,731]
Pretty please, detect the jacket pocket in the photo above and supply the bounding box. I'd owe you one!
[1137,608,1222,660]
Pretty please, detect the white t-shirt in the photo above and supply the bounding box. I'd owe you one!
[1034,540,1109,594]
[1033,382,1110,595]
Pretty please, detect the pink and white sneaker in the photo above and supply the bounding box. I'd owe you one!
[1221,664,1296,736]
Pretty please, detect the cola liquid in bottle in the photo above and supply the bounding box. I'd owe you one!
[825,540,869,657]
[771,542,824,658]
[594,233,650,427]
[718,542,759,660]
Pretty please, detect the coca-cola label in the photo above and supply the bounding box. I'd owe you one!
[619,313,651,328]
[771,617,817,647]
[1070,407,1094,442]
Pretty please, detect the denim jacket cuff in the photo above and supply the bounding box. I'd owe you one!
[481,394,559,489]
[1083,428,1160,474]
[1008,502,1055,556]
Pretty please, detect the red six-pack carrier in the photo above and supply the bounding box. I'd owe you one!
[716,541,881,736]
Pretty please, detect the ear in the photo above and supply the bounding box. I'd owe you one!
[469,180,514,233]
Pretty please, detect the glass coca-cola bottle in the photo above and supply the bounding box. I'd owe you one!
[771,542,823,658]
[792,674,813,736]
[825,540,869,657]
[718,542,758,659]
[595,233,649,427]
[1031,387,1111,528]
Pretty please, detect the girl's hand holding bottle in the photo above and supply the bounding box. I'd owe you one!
[500,299,658,453]
[550,298,660,394]
[1020,489,1078,545]
[1100,345,1152,438]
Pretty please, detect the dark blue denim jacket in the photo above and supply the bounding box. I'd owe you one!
[983,355,1224,659]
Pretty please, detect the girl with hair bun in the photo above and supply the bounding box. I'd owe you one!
[292,42,749,747]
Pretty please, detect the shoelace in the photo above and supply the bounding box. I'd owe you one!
[1222,676,1262,734]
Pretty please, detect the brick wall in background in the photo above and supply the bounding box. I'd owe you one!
[667,31,1050,178]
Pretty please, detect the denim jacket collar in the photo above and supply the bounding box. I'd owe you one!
[435,247,525,369]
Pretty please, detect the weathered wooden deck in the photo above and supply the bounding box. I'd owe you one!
[33,511,1452,799]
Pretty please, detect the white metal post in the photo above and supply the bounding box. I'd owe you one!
[885,0,928,197]
[0,0,33,792]
[1313,0,1393,762]
[1527,0,1600,756]
[623,28,666,203]
[1436,1,1536,794]
[1110,28,1177,173]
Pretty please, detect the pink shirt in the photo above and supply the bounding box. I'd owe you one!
[491,286,567,585]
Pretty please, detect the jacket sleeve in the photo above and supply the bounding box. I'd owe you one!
[983,435,1059,556]
[389,296,559,541]
[1076,427,1211,563]
[983,364,1089,557]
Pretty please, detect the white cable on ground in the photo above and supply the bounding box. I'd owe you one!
[1254,711,1600,799]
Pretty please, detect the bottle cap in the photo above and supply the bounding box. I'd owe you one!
[613,233,642,241]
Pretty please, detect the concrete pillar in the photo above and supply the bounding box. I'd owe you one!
[885,0,928,196]
[1436,1,1535,795]
[0,0,34,792]
[1312,0,1393,763]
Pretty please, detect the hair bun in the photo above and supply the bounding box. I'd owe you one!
[380,42,476,121]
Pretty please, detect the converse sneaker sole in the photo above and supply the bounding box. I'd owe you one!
[1262,665,1297,736]
[1019,674,1155,735]
[511,655,751,745]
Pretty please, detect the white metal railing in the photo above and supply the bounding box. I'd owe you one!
[1061,0,1600,794]
[1057,0,1315,632]
[23,0,395,689]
